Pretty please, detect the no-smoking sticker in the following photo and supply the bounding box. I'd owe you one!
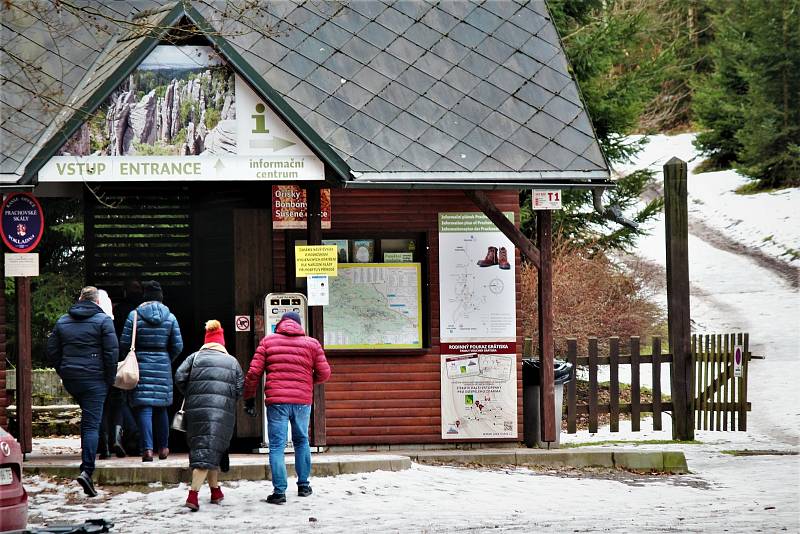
[235,315,251,332]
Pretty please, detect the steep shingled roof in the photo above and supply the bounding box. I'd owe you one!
[0,0,610,186]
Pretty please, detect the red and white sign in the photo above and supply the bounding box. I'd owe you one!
[532,190,562,210]
[734,344,743,378]
[235,315,251,332]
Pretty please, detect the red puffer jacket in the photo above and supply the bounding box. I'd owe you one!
[244,318,331,405]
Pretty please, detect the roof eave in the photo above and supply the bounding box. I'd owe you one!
[344,170,614,190]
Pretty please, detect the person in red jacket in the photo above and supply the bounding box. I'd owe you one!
[243,311,331,504]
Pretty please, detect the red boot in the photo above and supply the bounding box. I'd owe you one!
[498,247,511,270]
[185,489,199,511]
[477,246,498,267]
[210,485,224,504]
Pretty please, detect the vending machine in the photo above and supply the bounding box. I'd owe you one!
[256,293,308,453]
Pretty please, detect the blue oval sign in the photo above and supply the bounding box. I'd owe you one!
[2,193,44,253]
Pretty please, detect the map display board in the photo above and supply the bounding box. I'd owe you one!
[438,212,516,343]
[323,263,422,349]
[441,342,518,439]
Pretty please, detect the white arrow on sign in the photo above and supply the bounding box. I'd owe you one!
[214,159,225,175]
[248,136,296,152]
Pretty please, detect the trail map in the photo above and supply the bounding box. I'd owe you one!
[323,263,422,349]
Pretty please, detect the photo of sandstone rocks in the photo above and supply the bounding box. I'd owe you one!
[58,45,235,157]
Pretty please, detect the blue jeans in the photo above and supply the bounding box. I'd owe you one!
[134,406,169,452]
[63,380,108,476]
[267,404,312,494]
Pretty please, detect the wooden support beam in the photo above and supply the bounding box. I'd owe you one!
[16,276,32,454]
[306,185,327,447]
[664,157,693,440]
[536,210,556,444]
[464,190,540,269]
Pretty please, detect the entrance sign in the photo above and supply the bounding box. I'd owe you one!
[2,193,44,253]
[235,315,251,332]
[438,212,516,343]
[295,245,338,277]
[307,275,329,306]
[324,263,422,349]
[532,190,562,210]
[734,344,743,378]
[272,185,331,229]
[440,342,517,439]
[39,45,324,182]
[4,253,39,277]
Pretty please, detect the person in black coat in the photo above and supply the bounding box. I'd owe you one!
[174,320,243,511]
[46,286,118,497]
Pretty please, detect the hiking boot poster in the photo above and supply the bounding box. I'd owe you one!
[437,212,516,344]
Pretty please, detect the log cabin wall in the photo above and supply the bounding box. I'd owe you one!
[273,189,523,446]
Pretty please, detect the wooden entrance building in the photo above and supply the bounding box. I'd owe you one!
[1,0,612,450]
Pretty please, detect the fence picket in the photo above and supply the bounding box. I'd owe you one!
[722,333,729,431]
[588,337,599,434]
[652,336,662,431]
[715,334,723,431]
[704,334,711,430]
[740,333,749,431]
[567,339,578,434]
[730,333,737,430]
[711,334,718,430]
[692,334,699,430]
[609,337,620,432]
[630,337,641,432]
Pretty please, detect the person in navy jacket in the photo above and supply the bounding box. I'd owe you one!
[119,280,184,462]
[47,286,118,497]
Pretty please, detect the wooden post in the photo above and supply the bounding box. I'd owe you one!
[16,276,32,453]
[306,185,326,447]
[536,210,556,444]
[664,157,693,440]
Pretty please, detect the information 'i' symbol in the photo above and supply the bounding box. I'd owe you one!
[252,103,270,134]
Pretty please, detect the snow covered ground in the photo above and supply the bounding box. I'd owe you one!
[22,134,799,532]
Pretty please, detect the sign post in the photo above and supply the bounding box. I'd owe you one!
[2,192,44,454]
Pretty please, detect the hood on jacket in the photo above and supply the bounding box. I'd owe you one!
[137,301,172,325]
[68,300,104,319]
[276,317,306,336]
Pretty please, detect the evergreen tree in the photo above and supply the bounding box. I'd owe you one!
[521,0,669,251]
[694,0,800,187]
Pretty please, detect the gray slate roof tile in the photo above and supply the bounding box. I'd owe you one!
[1,0,608,179]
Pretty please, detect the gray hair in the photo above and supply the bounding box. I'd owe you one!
[79,286,99,303]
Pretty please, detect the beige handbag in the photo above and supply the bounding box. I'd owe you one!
[114,310,139,390]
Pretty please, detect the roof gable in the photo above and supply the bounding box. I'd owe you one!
[1,1,610,187]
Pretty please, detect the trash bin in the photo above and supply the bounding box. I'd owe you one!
[522,359,574,448]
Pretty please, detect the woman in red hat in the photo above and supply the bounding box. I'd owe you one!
[174,320,243,511]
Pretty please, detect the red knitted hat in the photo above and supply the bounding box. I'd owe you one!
[204,319,225,346]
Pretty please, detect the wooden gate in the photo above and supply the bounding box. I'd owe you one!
[692,333,751,431]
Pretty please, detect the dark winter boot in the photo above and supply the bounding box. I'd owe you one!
[498,247,510,270]
[158,447,169,460]
[266,493,286,505]
[142,449,154,462]
[77,471,98,497]
[298,485,313,497]
[98,432,110,460]
[210,486,224,504]
[477,246,498,267]
[185,489,199,511]
[111,426,127,458]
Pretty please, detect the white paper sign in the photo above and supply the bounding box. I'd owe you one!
[532,190,562,210]
[308,275,329,306]
[733,344,744,378]
[4,253,39,277]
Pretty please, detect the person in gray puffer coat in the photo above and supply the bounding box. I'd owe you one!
[175,319,243,511]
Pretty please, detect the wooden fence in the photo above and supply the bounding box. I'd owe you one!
[565,336,673,434]
[693,333,750,431]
